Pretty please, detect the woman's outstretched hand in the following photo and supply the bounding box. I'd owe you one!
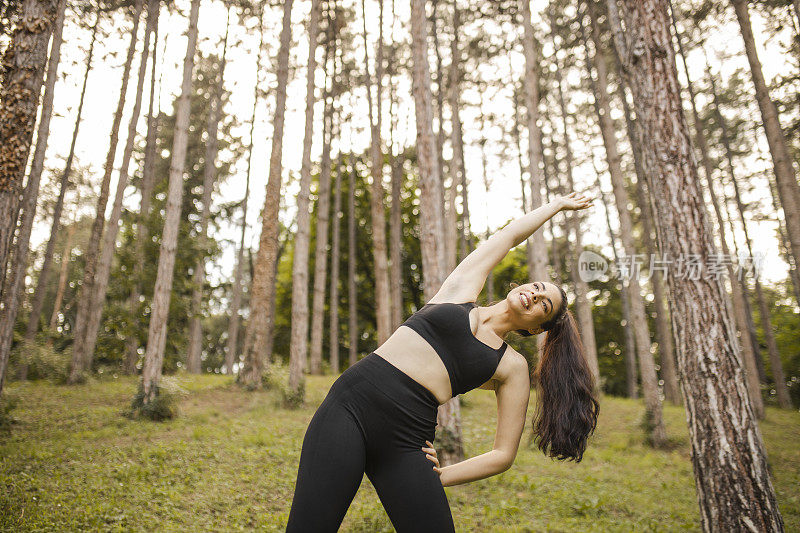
[422,440,442,478]
[557,191,593,211]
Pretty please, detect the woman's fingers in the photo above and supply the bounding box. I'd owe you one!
[422,441,440,469]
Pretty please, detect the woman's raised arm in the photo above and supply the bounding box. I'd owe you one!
[429,192,591,304]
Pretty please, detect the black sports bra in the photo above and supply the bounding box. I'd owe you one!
[400,302,508,397]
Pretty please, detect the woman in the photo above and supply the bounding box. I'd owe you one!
[286,192,599,532]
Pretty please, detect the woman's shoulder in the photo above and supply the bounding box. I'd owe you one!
[494,346,530,386]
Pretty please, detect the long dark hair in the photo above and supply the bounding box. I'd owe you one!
[508,282,599,462]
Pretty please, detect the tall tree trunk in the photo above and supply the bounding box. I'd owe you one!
[288,0,321,393]
[24,8,99,348]
[48,211,76,334]
[731,0,800,286]
[0,0,64,383]
[612,49,671,402]
[187,11,229,375]
[82,0,159,372]
[431,3,456,272]
[519,0,549,288]
[69,0,145,383]
[593,159,638,398]
[669,9,764,417]
[551,27,604,398]
[448,5,469,263]
[140,0,201,403]
[477,92,494,303]
[240,0,294,389]
[705,68,791,408]
[410,0,462,466]
[360,0,392,345]
[520,0,551,354]
[329,117,343,374]
[0,0,58,299]
[764,165,800,306]
[583,7,676,406]
[309,27,335,376]
[542,122,563,282]
[227,6,264,376]
[263,228,289,362]
[125,2,161,374]
[347,149,358,368]
[611,0,783,529]
[388,27,403,330]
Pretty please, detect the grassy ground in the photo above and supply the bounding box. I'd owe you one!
[1,373,798,532]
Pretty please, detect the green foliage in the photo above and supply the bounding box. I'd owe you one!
[125,378,186,421]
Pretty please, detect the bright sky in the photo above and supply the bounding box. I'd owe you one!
[27,0,799,295]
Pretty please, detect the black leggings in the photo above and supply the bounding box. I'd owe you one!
[285,352,456,532]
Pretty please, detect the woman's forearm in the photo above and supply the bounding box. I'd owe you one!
[500,199,563,247]
[438,449,512,487]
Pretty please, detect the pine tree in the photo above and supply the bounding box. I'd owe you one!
[140,0,202,404]
[610,0,783,528]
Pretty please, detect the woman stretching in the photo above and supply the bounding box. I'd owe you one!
[286,192,599,532]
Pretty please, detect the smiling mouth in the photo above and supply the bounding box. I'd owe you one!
[519,292,531,310]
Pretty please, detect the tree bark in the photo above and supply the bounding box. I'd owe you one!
[360,0,392,345]
[240,0,294,389]
[410,0,462,465]
[347,149,358,368]
[125,2,161,374]
[24,7,98,348]
[0,0,64,384]
[477,92,494,304]
[186,11,229,375]
[669,10,764,417]
[69,0,144,383]
[288,0,321,393]
[448,5,469,263]
[388,23,403,330]
[593,159,638,398]
[48,212,75,334]
[519,0,549,289]
[140,0,201,403]
[431,3,456,272]
[613,0,783,529]
[82,0,159,373]
[309,29,334,376]
[227,7,264,376]
[611,45,673,403]
[731,0,800,290]
[329,115,342,374]
[706,68,791,409]
[0,0,58,300]
[550,27,604,398]
[583,6,674,408]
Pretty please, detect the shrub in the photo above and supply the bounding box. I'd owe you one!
[0,394,18,433]
[261,360,305,408]
[125,377,186,421]
[10,341,71,383]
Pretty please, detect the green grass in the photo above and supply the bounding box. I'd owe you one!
[1,373,798,532]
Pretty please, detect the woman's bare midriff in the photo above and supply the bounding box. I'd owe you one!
[373,326,453,405]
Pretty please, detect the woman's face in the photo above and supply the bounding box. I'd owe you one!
[506,281,562,334]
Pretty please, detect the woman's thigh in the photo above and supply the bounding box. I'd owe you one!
[285,400,366,533]
[366,448,455,533]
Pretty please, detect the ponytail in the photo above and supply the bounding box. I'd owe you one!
[529,309,599,462]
